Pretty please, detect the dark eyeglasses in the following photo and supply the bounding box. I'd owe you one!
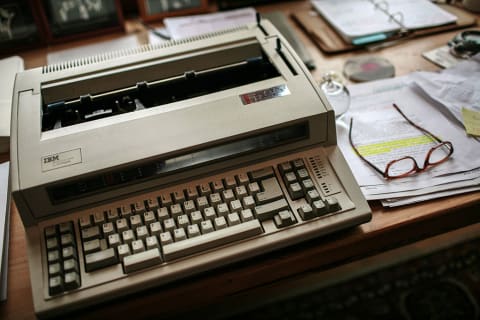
[349,104,454,179]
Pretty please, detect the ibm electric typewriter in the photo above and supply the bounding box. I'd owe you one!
[10,20,371,318]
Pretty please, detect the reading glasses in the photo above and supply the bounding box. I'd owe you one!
[349,104,454,179]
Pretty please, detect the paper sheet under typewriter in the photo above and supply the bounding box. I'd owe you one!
[10,20,371,318]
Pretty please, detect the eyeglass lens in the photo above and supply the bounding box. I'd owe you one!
[427,142,453,165]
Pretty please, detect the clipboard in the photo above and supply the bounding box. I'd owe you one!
[291,5,477,54]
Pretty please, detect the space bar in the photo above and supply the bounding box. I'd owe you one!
[162,220,263,261]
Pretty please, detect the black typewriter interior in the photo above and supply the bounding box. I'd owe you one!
[41,53,280,132]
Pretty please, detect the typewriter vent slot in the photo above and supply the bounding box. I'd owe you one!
[42,45,152,74]
[42,26,250,74]
[309,156,336,196]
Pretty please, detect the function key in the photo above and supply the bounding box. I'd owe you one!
[144,197,160,211]
[223,176,237,189]
[248,167,274,181]
[81,225,101,241]
[198,183,211,197]
[46,237,59,251]
[274,210,296,228]
[287,182,304,200]
[132,201,146,214]
[64,272,81,291]
[105,209,119,222]
[60,233,75,247]
[306,189,321,203]
[291,159,305,170]
[284,172,297,184]
[44,225,57,238]
[185,186,199,201]
[296,168,310,180]
[236,173,250,186]
[211,180,225,193]
[92,212,106,226]
[159,193,173,207]
[118,205,132,218]
[49,276,64,296]
[172,190,186,204]
[301,179,315,192]
[298,204,315,220]
[63,259,79,273]
[78,216,92,229]
[325,197,341,212]
[58,222,73,234]
[47,250,61,264]
[278,162,293,174]
[62,246,77,260]
[48,263,62,277]
[312,200,328,216]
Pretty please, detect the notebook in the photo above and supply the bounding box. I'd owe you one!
[311,0,458,45]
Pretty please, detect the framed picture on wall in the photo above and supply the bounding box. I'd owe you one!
[37,0,125,42]
[0,0,46,55]
[138,0,209,22]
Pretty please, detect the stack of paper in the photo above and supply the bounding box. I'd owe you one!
[0,162,10,301]
[336,57,480,206]
[0,56,24,153]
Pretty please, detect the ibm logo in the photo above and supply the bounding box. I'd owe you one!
[43,154,59,164]
[41,149,82,172]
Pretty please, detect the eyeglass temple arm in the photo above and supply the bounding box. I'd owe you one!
[349,118,386,177]
[392,103,443,143]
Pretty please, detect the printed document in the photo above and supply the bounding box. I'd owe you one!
[411,54,480,131]
[0,162,10,300]
[164,7,256,40]
[336,76,480,206]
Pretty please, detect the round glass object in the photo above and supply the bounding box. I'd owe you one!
[320,73,350,118]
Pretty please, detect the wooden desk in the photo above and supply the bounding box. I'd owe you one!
[1,2,479,319]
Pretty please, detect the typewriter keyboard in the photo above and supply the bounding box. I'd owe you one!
[42,153,360,297]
